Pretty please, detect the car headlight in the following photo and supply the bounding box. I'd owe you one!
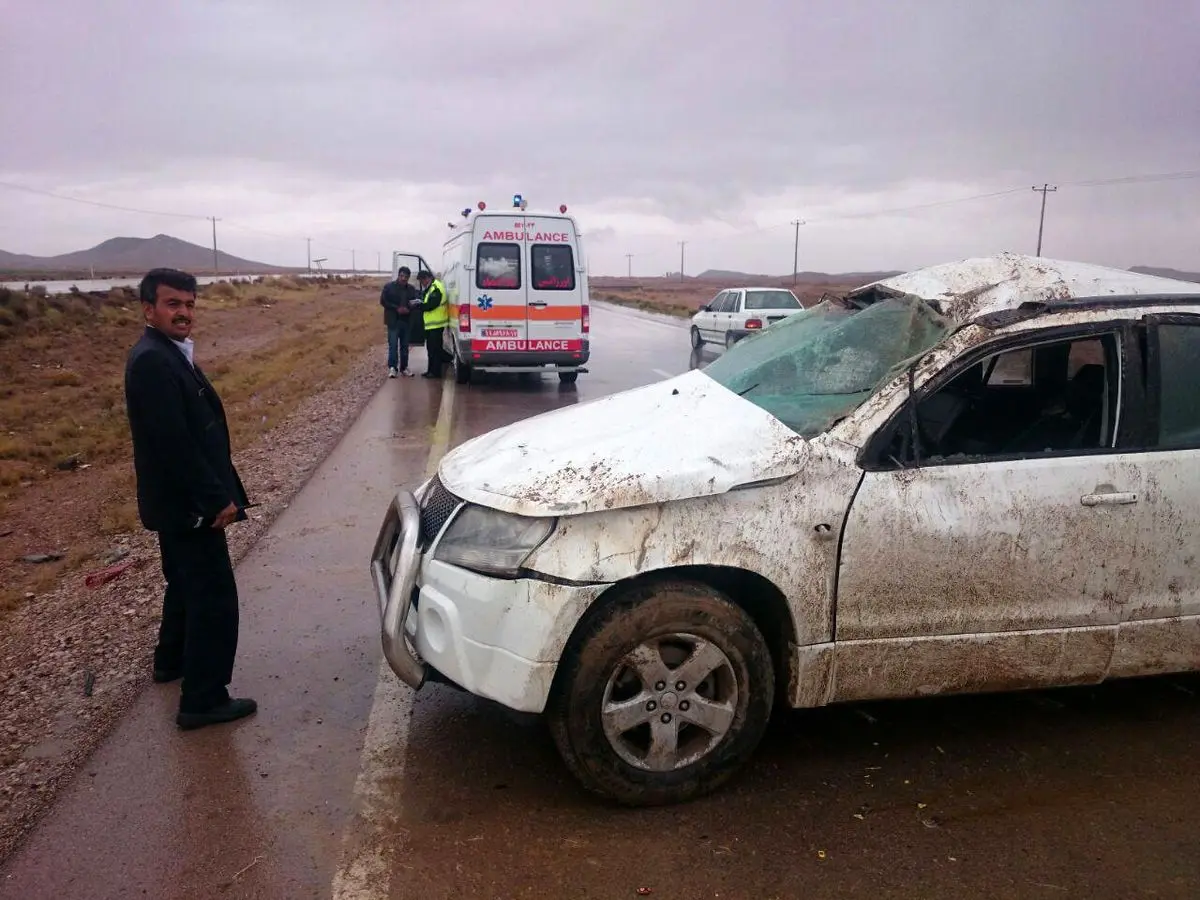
[432,504,556,577]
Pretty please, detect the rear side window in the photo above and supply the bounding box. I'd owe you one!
[476,243,521,289]
[1155,322,1200,448]
[531,244,575,291]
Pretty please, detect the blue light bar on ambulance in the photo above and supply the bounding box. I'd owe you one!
[512,194,523,208]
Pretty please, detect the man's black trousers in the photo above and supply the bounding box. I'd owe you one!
[425,326,449,376]
[154,527,239,713]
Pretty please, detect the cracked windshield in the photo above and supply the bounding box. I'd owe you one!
[701,296,952,437]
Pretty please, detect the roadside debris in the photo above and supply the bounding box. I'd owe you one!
[84,557,142,588]
[20,552,63,564]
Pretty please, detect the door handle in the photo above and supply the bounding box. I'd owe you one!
[529,301,548,308]
[1081,491,1138,507]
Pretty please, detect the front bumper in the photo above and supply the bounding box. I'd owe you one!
[369,490,428,690]
[370,489,609,712]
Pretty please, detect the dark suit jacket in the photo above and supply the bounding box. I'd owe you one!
[124,326,249,533]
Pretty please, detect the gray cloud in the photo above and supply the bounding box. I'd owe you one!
[2,0,1198,273]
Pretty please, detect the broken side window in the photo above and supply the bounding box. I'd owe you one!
[886,332,1121,465]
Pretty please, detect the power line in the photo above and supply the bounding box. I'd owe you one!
[1065,169,1200,188]
[699,169,1200,244]
[0,178,208,220]
[0,179,361,259]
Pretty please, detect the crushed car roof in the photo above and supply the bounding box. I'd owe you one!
[846,251,1200,324]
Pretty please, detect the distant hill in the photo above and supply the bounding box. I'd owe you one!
[695,268,904,284]
[1129,266,1200,284]
[0,234,286,275]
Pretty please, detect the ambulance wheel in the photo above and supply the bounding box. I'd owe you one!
[454,357,472,385]
[559,371,579,385]
[690,327,703,349]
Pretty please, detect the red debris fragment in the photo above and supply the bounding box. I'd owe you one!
[84,558,141,588]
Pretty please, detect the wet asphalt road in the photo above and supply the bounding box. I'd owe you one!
[4,303,1200,899]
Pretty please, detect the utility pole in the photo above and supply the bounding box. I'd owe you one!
[678,241,687,281]
[210,216,221,276]
[306,237,312,274]
[790,219,805,285]
[1032,184,1057,256]
[352,249,356,273]
[377,251,381,272]
[625,253,634,277]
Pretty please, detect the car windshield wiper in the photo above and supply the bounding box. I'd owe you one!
[737,382,760,396]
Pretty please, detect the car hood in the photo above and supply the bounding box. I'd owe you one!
[437,369,809,516]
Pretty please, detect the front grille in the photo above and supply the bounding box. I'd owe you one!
[419,475,461,546]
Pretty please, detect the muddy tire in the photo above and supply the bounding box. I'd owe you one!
[690,326,703,348]
[547,580,774,806]
[725,331,737,350]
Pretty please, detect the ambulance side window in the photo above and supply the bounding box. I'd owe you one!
[476,243,521,290]
[531,244,576,291]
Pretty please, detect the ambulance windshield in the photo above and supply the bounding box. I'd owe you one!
[702,295,951,438]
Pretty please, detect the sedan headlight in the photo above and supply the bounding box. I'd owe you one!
[433,504,556,577]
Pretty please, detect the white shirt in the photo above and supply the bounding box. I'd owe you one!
[171,337,195,367]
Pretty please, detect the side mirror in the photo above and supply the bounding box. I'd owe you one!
[699,304,710,312]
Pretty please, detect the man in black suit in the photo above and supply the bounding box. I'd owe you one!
[124,267,257,730]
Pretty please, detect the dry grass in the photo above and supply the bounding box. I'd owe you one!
[0,276,383,613]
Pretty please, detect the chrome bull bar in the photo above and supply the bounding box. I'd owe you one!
[369,489,428,690]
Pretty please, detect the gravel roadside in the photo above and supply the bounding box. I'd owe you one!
[0,343,388,865]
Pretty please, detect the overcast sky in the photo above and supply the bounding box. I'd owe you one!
[2,0,1198,276]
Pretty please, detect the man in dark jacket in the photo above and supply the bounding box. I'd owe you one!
[124,267,256,731]
[380,265,421,377]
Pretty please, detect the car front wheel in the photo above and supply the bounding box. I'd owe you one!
[548,580,774,806]
[690,326,703,348]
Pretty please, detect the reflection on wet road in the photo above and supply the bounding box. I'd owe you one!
[3,302,1200,899]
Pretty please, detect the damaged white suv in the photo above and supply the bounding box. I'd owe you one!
[372,252,1200,806]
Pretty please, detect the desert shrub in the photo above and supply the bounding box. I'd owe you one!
[205,281,238,300]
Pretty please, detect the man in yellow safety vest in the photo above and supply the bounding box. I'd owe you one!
[417,269,450,378]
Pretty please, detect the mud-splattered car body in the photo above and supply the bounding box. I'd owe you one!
[372,251,1200,802]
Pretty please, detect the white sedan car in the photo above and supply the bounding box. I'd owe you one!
[372,252,1200,806]
[690,286,804,349]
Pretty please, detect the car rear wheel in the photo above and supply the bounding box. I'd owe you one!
[559,371,579,384]
[725,331,737,349]
[548,580,774,806]
[690,326,703,349]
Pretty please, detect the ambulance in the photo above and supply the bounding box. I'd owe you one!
[393,196,591,385]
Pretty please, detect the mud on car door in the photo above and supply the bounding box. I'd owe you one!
[834,325,1140,701]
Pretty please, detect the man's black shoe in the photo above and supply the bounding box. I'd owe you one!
[176,698,258,731]
[153,668,183,683]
